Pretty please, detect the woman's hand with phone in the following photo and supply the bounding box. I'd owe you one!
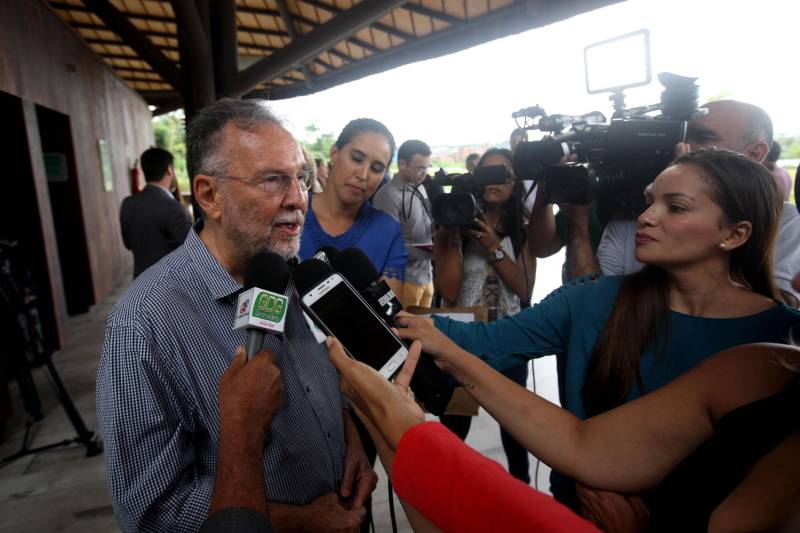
[395,314,469,376]
[327,336,424,450]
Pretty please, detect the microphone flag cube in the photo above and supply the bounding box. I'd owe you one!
[233,288,288,334]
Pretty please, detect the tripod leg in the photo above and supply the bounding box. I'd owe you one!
[44,360,102,456]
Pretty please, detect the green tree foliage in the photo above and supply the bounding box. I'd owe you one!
[152,111,189,190]
[300,124,336,163]
[776,135,800,159]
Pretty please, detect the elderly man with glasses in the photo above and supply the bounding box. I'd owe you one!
[97,98,376,533]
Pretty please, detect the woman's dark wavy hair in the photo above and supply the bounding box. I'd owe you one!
[334,118,396,164]
[582,148,784,417]
[476,148,529,257]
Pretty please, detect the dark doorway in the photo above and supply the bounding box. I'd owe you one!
[0,90,60,351]
[36,105,94,315]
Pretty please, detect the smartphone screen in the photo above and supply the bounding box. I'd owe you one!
[303,275,406,375]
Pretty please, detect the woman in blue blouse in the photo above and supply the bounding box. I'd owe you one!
[299,118,407,295]
[398,149,800,506]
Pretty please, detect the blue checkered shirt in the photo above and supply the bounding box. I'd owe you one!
[97,225,346,533]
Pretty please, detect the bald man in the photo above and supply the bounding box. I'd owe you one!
[588,100,799,300]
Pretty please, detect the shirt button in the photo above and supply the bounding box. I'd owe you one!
[305,386,311,392]
[327,432,332,438]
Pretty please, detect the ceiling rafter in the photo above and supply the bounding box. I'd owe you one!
[78,0,181,89]
[298,0,412,41]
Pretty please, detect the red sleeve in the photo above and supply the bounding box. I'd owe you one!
[392,422,599,533]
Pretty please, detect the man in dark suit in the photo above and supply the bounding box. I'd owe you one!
[120,147,192,277]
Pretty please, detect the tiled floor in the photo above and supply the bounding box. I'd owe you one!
[0,251,566,532]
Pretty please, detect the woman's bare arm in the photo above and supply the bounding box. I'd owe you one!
[397,324,799,494]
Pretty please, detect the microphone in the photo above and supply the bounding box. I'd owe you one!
[294,257,334,296]
[234,252,290,359]
[314,245,340,266]
[333,248,402,320]
[332,248,454,415]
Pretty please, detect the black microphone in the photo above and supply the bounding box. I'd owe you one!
[294,257,334,297]
[313,245,341,267]
[333,248,403,320]
[235,252,290,359]
[332,248,454,416]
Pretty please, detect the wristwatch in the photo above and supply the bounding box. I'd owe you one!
[489,247,506,263]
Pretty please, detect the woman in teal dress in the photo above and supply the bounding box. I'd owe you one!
[398,149,800,506]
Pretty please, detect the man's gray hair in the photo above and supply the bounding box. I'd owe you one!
[186,98,283,179]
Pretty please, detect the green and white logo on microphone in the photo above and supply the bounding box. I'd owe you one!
[233,288,289,333]
[253,291,287,323]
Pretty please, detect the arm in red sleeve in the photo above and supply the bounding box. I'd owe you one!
[392,422,599,533]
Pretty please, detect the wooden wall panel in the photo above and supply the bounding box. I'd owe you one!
[0,0,154,335]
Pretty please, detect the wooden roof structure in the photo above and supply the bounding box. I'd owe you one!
[47,0,621,116]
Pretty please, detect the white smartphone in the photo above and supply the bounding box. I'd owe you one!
[301,273,408,379]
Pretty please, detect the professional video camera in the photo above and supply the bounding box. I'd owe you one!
[510,30,706,220]
[422,165,508,228]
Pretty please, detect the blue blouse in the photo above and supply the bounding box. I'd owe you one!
[299,196,408,281]
[433,275,800,419]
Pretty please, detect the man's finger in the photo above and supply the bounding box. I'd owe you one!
[339,461,356,499]
[251,347,277,365]
[394,341,421,390]
[226,347,247,373]
[350,475,377,510]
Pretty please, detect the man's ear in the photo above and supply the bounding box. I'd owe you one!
[743,141,769,164]
[194,174,223,221]
[722,220,752,251]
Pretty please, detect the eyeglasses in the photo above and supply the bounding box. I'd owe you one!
[214,170,313,196]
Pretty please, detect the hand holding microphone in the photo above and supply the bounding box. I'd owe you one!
[234,252,290,359]
[218,347,284,438]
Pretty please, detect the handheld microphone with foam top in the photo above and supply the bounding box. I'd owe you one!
[313,245,340,266]
[293,257,334,296]
[333,248,402,320]
[332,248,454,415]
[234,252,290,359]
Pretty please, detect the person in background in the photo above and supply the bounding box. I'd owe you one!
[465,152,480,173]
[314,157,329,191]
[300,146,323,194]
[764,141,792,201]
[401,149,800,512]
[434,147,536,483]
[298,118,407,296]
[373,140,435,308]
[510,127,528,153]
[119,147,192,278]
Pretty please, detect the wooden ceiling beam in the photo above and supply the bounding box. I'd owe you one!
[402,3,460,25]
[230,0,405,94]
[299,0,412,41]
[80,0,181,89]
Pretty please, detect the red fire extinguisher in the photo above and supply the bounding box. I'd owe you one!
[130,158,141,193]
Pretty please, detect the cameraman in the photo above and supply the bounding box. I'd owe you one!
[434,148,537,483]
[559,100,800,302]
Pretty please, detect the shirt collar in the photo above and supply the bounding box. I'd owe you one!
[147,182,176,199]
[184,220,242,302]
